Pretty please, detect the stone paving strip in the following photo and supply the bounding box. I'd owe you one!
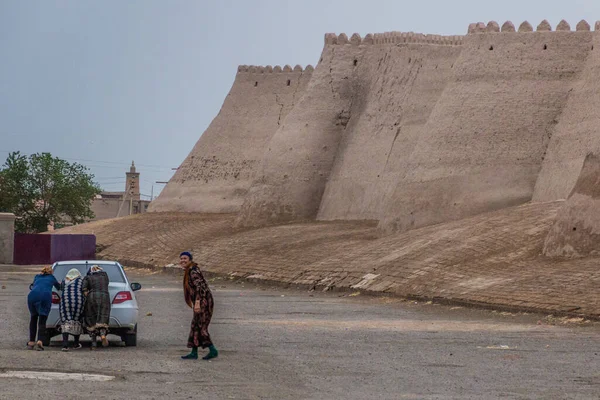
[0,371,115,381]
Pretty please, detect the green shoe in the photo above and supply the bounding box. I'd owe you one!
[202,345,218,360]
[181,352,198,360]
[181,347,198,360]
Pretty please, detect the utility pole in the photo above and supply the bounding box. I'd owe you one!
[151,184,154,201]
[116,190,128,217]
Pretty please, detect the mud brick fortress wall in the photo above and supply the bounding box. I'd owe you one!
[534,22,600,201]
[317,33,463,223]
[152,19,600,235]
[149,65,313,213]
[379,20,594,233]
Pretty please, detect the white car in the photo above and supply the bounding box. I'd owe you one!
[46,260,141,346]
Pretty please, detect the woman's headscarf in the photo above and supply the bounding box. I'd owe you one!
[41,266,53,275]
[90,265,103,274]
[65,268,82,285]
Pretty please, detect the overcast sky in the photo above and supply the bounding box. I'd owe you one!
[1,0,599,198]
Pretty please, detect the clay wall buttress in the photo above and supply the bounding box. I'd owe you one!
[533,23,600,201]
[542,153,600,258]
[379,22,593,234]
[149,65,312,213]
[317,35,463,221]
[236,35,362,227]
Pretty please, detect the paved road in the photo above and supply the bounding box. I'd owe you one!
[1,265,600,399]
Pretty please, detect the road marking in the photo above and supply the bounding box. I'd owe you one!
[0,371,115,381]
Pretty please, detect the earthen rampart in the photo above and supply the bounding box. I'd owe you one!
[237,31,464,227]
[317,35,463,221]
[236,36,362,226]
[543,153,600,258]
[533,26,600,201]
[154,20,600,237]
[149,64,312,213]
[379,22,594,233]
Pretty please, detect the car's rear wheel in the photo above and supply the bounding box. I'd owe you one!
[121,324,137,347]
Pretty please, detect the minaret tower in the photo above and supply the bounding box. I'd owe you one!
[125,161,140,200]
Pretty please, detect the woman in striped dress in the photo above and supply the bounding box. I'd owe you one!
[59,268,85,351]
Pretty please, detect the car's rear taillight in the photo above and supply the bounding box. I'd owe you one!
[51,292,60,304]
[113,291,133,304]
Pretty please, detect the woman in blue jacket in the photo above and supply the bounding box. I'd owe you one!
[27,266,60,350]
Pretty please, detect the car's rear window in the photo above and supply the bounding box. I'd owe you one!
[53,263,126,283]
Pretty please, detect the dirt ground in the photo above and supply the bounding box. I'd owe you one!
[2,265,600,399]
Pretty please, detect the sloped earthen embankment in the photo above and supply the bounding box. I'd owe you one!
[57,201,600,319]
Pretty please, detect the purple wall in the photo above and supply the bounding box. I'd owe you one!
[50,234,96,263]
[13,234,51,265]
[14,233,96,265]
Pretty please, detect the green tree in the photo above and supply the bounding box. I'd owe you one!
[0,152,101,233]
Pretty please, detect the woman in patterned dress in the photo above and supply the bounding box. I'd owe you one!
[180,251,218,360]
[82,265,111,350]
[59,268,85,351]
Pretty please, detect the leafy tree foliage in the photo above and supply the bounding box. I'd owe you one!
[0,152,100,232]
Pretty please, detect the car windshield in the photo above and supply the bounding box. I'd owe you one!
[53,263,126,283]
